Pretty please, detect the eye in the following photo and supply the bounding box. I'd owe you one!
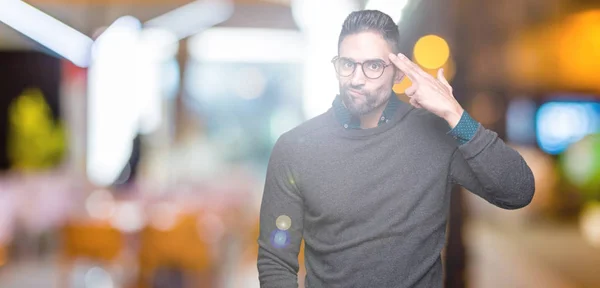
[366,61,383,71]
[341,60,355,69]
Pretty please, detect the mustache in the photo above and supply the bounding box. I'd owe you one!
[343,86,366,96]
[344,84,365,90]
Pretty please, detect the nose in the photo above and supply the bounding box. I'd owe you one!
[350,64,367,86]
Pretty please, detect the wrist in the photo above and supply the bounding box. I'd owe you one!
[444,106,464,128]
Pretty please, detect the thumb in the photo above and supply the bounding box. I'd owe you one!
[437,68,452,90]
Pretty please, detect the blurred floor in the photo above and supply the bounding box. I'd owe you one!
[2,219,600,287]
[0,256,261,288]
[466,219,600,288]
[0,257,60,288]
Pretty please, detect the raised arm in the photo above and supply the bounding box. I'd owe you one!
[387,52,534,209]
[449,120,535,209]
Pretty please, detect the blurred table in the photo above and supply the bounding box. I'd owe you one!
[466,219,600,288]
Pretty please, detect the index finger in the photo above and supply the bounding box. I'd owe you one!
[388,53,428,81]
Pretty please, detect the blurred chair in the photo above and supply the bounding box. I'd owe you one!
[137,212,218,288]
[0,244,6,268]
[60,220,124,287]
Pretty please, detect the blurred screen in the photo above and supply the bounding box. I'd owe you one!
[536,96,600,155]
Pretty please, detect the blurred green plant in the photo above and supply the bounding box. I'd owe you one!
[7,88,67,171]
[560,134,600,201]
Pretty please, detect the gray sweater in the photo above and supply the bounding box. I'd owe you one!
[257,102,535,288]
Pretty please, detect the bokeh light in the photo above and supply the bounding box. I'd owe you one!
[536,101,600,155]
[84,266,114,288]
[579,202,600,248]
[561,134,600,198]
[422,56,456,82]
[109,201,145,233]
[392,76,412,96]
[148,202,180,231]
[270,229,290,249]
[413,35,450,70]
[556,10,600,90]
[85,189,116,220]
[506,9,600,92]
[276,215,291,231]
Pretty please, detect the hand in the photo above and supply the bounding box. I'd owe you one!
[388,53,464,128]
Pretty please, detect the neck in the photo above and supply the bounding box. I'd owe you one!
[359,100,388,129]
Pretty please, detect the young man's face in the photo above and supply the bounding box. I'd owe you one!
[336,31,404,116]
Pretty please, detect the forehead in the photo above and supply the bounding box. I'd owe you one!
[339,31,393,61]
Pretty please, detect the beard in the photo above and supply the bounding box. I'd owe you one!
[340,84,391,116]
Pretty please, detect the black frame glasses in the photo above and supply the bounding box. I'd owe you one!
[331,56,393,79]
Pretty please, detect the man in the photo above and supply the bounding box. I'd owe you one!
[257,10,535,288]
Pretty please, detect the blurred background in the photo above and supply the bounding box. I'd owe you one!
[0,0,599,287]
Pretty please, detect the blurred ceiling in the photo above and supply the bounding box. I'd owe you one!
[26,0,289,3]
[6,0,598,95]
[0,0,303,49]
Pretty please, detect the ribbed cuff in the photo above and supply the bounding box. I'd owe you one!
[447,111,480,145]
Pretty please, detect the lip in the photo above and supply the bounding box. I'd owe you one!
[348,89,364,97]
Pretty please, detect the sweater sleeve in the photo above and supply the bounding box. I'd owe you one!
[450,124,535,209]
[447,111,479,145]
[257,137,304,288]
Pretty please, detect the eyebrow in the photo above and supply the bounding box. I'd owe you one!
[339,57,386,62]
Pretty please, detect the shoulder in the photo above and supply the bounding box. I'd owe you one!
[271,109,334,157]
[277,109,333,146]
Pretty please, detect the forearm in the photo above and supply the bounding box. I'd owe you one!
[257,244,300,288]
[454,125,535,209]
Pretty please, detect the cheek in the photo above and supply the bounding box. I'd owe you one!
[368,76,394,92]
[341,79,357,90]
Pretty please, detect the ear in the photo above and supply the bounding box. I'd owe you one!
[393,69,405,84]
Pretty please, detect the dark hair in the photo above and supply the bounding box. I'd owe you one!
[338,10,401,54]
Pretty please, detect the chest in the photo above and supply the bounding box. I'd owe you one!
[296,133,453,227]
